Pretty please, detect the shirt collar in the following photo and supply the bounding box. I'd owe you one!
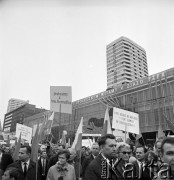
[92,154,96,159]
[21,159,30,166]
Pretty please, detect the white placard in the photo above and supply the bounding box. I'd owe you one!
[112,107,139,134]
[82,139,93,148]
[15,123,32,142]
[50,86,72,114]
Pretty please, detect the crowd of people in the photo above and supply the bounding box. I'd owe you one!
[0,134,174,180]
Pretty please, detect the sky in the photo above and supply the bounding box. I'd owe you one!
[0,0,174,126]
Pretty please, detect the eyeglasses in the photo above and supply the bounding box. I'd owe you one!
[120,151,131,155]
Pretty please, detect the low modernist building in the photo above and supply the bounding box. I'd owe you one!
[3,103,47,134]
[54,67,174,142]
[23,67,174,143]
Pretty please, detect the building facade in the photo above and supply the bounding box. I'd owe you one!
[107,36,149,88]
[3,103,47,134]
[7,98,29,113]
[54,67,174,143]
[22,68,174,144]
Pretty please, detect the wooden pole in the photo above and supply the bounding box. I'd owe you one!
[125,123,127,143]
[59,104,61,142]
[78,149,82,180]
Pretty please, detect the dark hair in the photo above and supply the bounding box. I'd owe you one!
[136,145,146,153]
[161,137,174,155]
[98,134,115,146]
[57,149,70,160]
[58,176,63,180]
[144,151,158,162]
[41,150,47,154]
[82,146,87,150]
[5,167,22,180]
[20,145,31,154]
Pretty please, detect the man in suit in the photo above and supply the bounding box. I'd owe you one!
[84,134,121,180]
[156,137,174,180]
[38,151,48,180]
[7,145,41,180]
[133,145,151,180]
[117,143,131,163]
[0,147,13,177]
[82,142,99,177]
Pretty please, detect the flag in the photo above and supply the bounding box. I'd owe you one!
[0,120,3,135]
[44,111,54,134]
[12,133,21,161]
[157,125,164,139]
[163,114,174,133]
[156,131,158,141]
[136,133,142,141]
[101,105,112,136]
[71,117,83,151]
[31,123,39,162]
[14,137,17,147]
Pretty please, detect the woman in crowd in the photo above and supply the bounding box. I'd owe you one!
[47,149,76,180]
[2,167,22,180]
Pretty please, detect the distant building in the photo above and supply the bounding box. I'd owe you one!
[106,36,149,88]
[3,103,47,133]
[7,98,29,113]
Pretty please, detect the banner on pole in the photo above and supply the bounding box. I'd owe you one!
[112,107,139,134]
[15,123,32,142]
[50,86,72,114]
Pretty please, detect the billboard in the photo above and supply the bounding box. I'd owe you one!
[50,86,72,114]
[112,107,139,134]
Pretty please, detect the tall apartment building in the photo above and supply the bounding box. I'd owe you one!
[7,98,29,113]
[107,36,149,88]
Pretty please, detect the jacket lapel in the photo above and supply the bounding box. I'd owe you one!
[28,160,35,172]
[16,161,23,174]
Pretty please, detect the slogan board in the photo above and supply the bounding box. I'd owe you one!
[15,123,32,142]
[112,107,139,134]
[50,86,72,114]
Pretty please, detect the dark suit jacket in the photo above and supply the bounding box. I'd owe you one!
[47,154,58,171]
[38,157,48,179]
[132,160,152,180]
[7,159,41,180]
[82,154,94,177]
[84,154,124,180]
[0,153,13,176]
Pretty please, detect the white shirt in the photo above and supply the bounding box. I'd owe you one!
[0,152,2,163]
[41,158,46,167]
[21,159,30,172]
[92,154,96,159]
[137,160,145,179]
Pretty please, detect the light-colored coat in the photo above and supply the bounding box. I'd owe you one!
[46,163,76,180]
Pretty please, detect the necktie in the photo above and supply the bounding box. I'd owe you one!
[42,159,45,175]
[24,162,27,177]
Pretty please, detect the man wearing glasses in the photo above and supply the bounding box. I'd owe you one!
[117,143,131,162]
